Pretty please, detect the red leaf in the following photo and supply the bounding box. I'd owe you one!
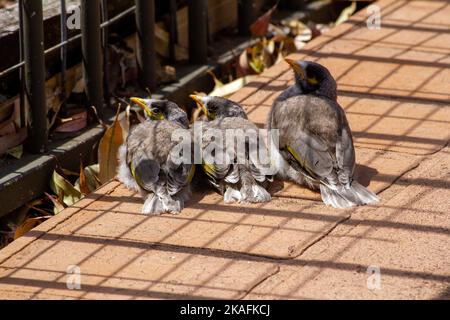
[250,4,278,37]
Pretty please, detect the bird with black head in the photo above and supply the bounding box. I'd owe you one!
[268,59,379,208]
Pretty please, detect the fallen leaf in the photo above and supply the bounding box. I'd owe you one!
[6,145,23,159]
[236,49,252,77]
[249,40,273,74]
[119,105,131,140]
[208,70,224,89]
[44,192,66,215]
[0,201,35,234]
[79,160,91,195]
[84,164,101,192]
[250,4,278,37]
[50,170,83,207]
[98,107,124,184]
[335,1,357,26]
[60,168,79,177]
[296,27,313,42]
[14,217,48,240]
[209,76,258,97]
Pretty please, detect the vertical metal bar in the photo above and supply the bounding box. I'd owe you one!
[168,0,178,62]
[238,0,255,36]
[101,0,111,107]
[60,0,68,115]
[22,0,48,153]
[18,0,25,129]
[135,0,157,92]
[188,0,208,64]
[81,0,104,119]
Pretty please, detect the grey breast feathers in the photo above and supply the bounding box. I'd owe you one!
[127,120,193,194]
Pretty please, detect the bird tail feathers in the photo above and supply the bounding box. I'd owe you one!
[320,182,379,209]
[142,193,185,215]
[251,184,272,203]
[223,184,271,204]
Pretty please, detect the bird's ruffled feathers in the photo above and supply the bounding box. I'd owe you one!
[320,182,379,209]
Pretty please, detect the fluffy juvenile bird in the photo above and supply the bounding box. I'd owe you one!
[118,98,195,214]
[190,95,272,203]
[268,59,379,208]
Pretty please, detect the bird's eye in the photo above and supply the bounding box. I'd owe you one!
[307,76,319,85]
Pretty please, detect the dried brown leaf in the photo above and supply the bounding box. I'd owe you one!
[250,4,278,37]
[98,107,124,184]
[79,160,91,195]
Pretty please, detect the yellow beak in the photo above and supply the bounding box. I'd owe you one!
[285,58,306,81]
[189,94,208,117]
[130,97,153,118]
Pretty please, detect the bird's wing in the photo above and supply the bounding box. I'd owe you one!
[202,145,232,183]
[285,130,335,183]
[165,133,195,196]
[130,151,161,193]
[200,126,233,184]
[167,160,195,196]
[335,124,356,186]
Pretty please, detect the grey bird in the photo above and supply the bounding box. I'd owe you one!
[268,59,379,209]
[190,95,272,203]
[117,98,195,214]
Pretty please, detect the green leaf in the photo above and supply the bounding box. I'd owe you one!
[6,145,23,159]
[77,164,101,194]
[50,170,83,207]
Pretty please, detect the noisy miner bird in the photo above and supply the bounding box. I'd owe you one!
[268,59,379,208]
[190,95,273,203]
[117,98,195,214]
